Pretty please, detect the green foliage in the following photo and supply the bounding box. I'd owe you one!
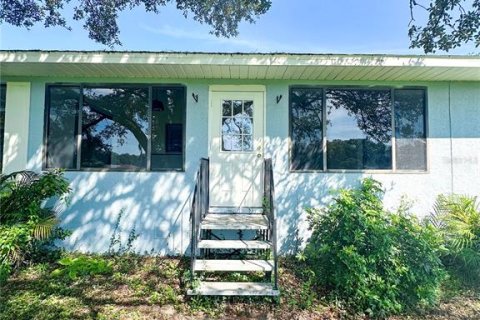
[303,178,445,317]
[51,255,113,280]
[0,0,272,47]
[107,209,139,256]
[429,194,480,287]
[409,0,480,53]
[0,170,71,283]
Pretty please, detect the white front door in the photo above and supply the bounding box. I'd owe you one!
[209,87,265,208]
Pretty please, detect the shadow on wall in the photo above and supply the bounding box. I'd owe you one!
[59,169,195,255]
[53,130,205,255]
[3,133,19,171]
[267,135,402,255]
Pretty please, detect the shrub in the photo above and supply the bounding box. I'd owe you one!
[429,194,480,287]
[0,170,70,282]
[303,178,444,317]
[51,255,113,280]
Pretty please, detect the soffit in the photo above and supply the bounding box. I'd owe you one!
[1,51,479,81]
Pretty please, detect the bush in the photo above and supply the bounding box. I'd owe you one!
[429,194,480,287]
[0,170,71,282]
[51,255,113,280]
[303,178,444,317]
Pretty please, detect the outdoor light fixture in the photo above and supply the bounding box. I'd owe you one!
[192,93,199,103]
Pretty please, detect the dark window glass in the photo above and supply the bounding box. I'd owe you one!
[394,89,427,170]
[81,87,149,169]
[326,89,392,170]
[290,88,324,170]
[151,86,185,170]
[0,84,5,171]
[46,86,80,169]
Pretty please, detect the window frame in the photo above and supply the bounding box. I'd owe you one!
[43,83,187,172]
[288,85,429,173]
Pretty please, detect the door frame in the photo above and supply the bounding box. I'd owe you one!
[208,85,266,158]
[208,85,266,207]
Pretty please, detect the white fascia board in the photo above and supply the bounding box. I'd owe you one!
[1,51,480,68]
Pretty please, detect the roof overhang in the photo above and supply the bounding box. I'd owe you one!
[1,50,479,81]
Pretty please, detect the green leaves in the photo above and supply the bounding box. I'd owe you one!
[409,0,480,53]
[303,178,445,317]
[429,194,480,287]
[0,170,71,283]
[0,0,272,47]
[52,256,113,280]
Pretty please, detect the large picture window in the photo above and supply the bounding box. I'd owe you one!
[45,84,186,171]
[289,86,427,171]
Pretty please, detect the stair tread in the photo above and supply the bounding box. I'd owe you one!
[194,259,274,272]
[201,214,269,230]
[198,240,271,249]
[187,281,279,296]
[209,207,263,214]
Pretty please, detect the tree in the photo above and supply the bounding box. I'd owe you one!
[1,0,478,53]
[0,0,271,47]
[409,0,480,53]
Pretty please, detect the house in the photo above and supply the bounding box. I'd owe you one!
[1,50,479,295]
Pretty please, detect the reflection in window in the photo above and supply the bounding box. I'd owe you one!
[222,100,254,151]
[45,84,186,171]
[0,84,5,171]
[326,89,392,170]
[81,87,149,169]
[290,87,427,171]
[151,87,185,170]
[290,87,323,170]
[395,89,426,170]
[46,86,80,169]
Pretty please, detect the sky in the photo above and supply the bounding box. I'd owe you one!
[0,0,477,54]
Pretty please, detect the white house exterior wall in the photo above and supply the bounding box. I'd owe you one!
[2,77,479,254]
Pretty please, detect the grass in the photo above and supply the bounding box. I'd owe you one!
[1,254,479,319]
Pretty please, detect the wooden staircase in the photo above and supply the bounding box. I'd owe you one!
[187,158,279,296]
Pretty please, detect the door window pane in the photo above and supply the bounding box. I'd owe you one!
[221,100,254,151]
[0,84,5,171]
[46,86,80,169]
[290,87,324,170]
[326,89,392,170]
[151,87,185,170]
[394,89,427,170]
[81,87,149,169]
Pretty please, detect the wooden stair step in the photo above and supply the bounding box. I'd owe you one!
[187,281,279,296]
[201,214,269,230]
[209,207,263,214]
[198,240,271,250]
[194,259,274,272]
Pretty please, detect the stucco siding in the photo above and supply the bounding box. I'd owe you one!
[3,77,479,254]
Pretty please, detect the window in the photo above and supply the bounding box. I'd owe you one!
[45,84,186,171]
[151,86,186,170]
[290,88,323,170]
[394,89,427,170]
[289,86,427,171]
[0,84,5,171]
[46,86,79,169]
[327,89,392,170]
[221,100,254,151]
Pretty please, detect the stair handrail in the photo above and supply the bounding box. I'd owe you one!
[190,158,209,282]
[263,158,278,290]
